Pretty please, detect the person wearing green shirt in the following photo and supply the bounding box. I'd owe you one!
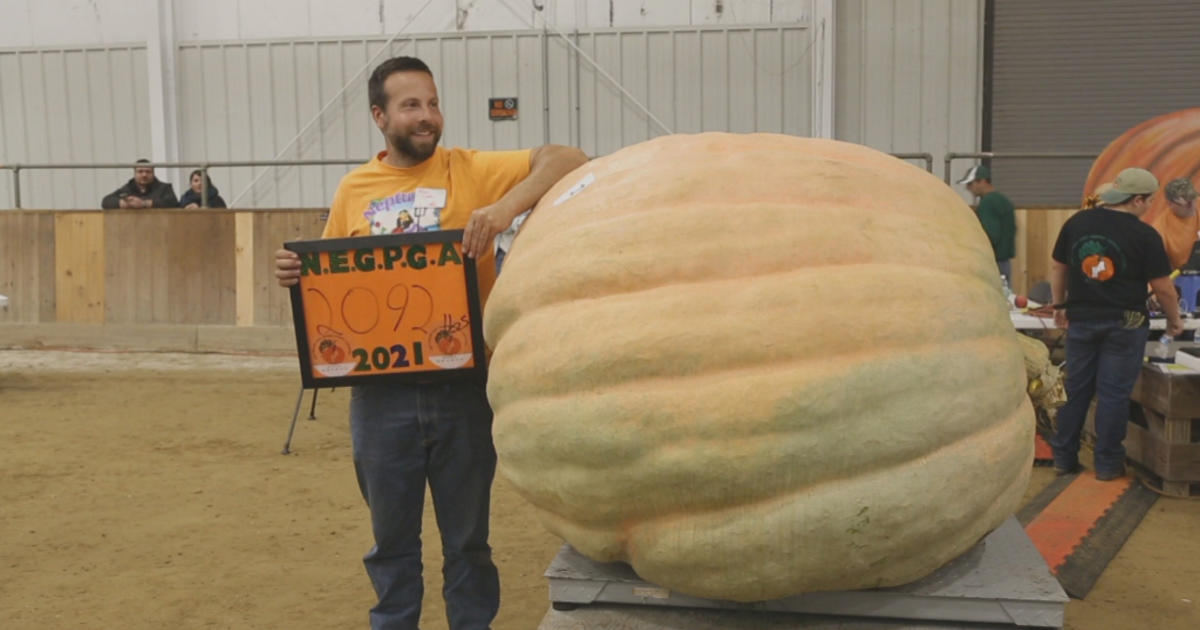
[958,164,1017,281]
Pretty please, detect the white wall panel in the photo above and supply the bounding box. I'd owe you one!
[176,24,815,207]
[175,0,241,41]
[23,0,146,47]
[780,27,811,136]
[2,18,821,208]
[1,0,816,50]
[835,0,982,177]
[0,0,962,211]
[545,33,574,146]
[612,0,692,27]
[0,46,151,209]
[670,31,702,133]
[383,0,459,34]
[459,0,537,31]
[646,32,674,136]
[692,0,773,24]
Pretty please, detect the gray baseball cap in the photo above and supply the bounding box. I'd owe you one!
[1099,167,1158,204]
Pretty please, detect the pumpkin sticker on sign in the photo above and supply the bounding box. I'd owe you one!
[286,230,487,388]
[483,133,1034,602]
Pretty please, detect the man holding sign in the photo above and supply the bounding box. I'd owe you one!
[275,56,586,630]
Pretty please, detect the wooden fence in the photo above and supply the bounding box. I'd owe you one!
[0,206,1080,352]
[0,209,325,352]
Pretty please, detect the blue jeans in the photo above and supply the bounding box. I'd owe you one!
[349,380,499,630]
[997,259,1012,283]
[1051,318,1148,474]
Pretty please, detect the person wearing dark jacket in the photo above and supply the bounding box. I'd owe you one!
[101,159,179,209]
[179,170,228,208]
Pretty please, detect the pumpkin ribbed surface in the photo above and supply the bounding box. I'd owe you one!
[1083,107,1200,224]
[483,133,1033,601]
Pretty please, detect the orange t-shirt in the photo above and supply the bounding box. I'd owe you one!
[322,147,532,307]
[1149,210,1200,270]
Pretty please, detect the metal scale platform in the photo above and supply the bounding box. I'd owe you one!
[539,516,1068,629]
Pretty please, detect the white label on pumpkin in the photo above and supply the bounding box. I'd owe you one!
[632,586,669,599]
[553,172,595,206]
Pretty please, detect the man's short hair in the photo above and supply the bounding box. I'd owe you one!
[1165,178,1198,204]
[368,56,434,111]
[135,158,151,166]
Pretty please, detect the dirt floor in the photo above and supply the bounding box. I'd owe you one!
[1,349,1198,630]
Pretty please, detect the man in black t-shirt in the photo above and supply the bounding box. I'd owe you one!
[1049,167,1183,481]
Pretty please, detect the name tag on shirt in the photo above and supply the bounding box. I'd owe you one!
[415,187,447,209]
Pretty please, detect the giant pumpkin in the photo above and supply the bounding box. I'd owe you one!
[1083,107,1200,224]
[483,133,1034,601]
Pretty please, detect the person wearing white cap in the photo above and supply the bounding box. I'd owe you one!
[1048,167,1183,482]
[957,164,1017,280]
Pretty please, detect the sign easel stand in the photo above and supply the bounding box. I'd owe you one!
[281,386,324,455]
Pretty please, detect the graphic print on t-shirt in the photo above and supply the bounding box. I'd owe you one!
[363,190,442,236]
[1072,235,1127,283]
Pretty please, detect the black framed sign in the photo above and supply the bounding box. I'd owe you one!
[284,230,486,388]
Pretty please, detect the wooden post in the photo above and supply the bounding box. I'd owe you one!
[54,213,105,323]
[235,211,255,326]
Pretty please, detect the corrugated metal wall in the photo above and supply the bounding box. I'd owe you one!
[1,2,985,209]
[990,0,1200,205]
[835,0,983,181]
[176,24,813,208]
[0,45,152,209]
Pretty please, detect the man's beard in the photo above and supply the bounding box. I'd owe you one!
[391,126,441,163]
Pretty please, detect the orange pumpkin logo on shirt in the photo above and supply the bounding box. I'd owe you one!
[1081,254,1115,281]
[1076,239,1120,283]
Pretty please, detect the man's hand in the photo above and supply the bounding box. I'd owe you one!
[1167,318,1185,338]
[1053,309,1069,330]
[462,203,514,259]
[458,144,587,259]
[184,203,199,209]
[275,248,302,287]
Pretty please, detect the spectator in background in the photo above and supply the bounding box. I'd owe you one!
[179,170,228,208]
[101,159,179,209]
[1150,177,1199,270]
[958,164,1017,281]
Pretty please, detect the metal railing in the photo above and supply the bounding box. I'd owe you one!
[3,152,935,210]
[892,152,934,173]
[0,159,365,209]
[943,151,1100,185]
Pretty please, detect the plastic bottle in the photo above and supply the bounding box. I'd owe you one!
[1000,274,1015,308]
[1151,334,1174,362]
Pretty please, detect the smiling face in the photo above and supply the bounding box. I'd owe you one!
[371,70,443,167]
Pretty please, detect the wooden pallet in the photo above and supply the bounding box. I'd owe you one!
[1083,365,1200,498]
[1128,459,1200,498]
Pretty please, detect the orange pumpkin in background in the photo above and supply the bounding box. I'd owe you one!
[1083,107,1200,224]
